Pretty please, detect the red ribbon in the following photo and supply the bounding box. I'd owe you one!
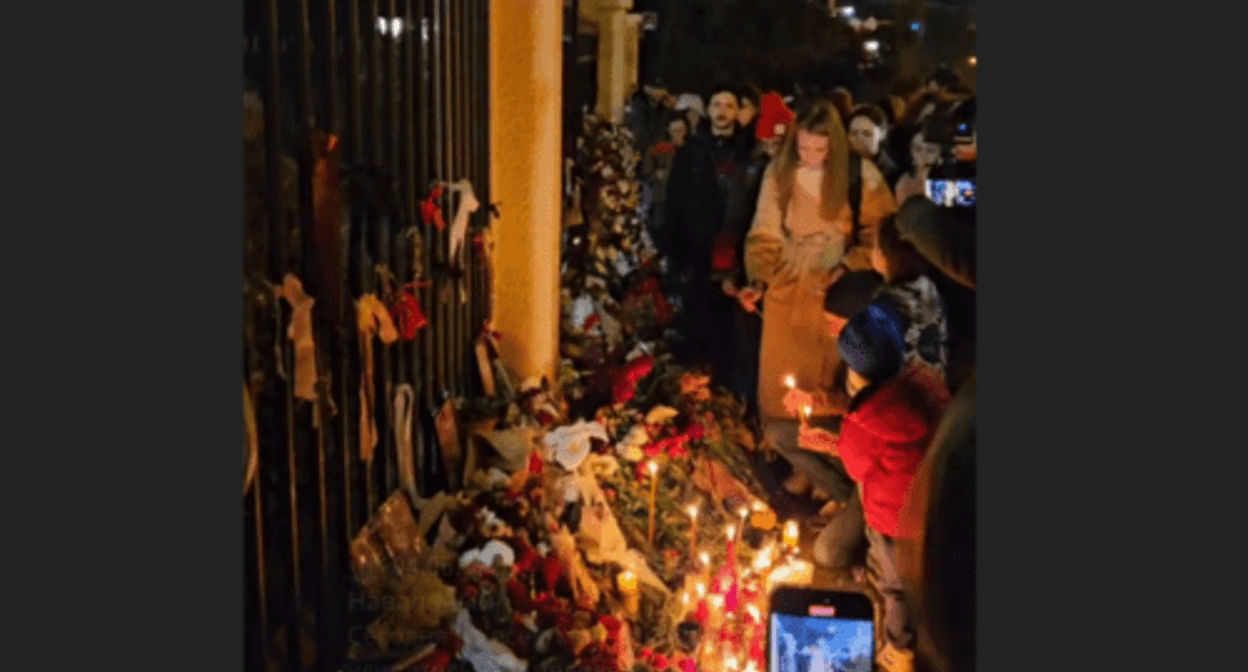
[421,185,446,231]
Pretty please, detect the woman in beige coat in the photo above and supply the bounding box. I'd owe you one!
[744,100,896,568]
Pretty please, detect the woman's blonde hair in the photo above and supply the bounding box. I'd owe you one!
[771,100,851,224]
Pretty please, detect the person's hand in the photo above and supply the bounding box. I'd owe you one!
[783,387,814,418]
[721,279,739,297]
[797,426,838,455]
[737,286,763,313]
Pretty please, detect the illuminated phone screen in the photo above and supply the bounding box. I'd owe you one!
[926,178,976,208]
[769,611,874,672]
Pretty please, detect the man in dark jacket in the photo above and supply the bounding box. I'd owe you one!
[625,76,676,157]
[662,83,766,394]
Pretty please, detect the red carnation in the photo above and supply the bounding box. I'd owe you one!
[506,578,535,613]
[543,555,564,594]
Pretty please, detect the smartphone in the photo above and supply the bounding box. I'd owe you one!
[767,587,875,672]
[926,178,976,208]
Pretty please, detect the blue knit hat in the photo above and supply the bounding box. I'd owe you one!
[838,301,909,381]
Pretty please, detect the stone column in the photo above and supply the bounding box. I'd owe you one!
[490,0,563,384]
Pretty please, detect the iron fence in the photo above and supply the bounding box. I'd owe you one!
[243,1,490,670]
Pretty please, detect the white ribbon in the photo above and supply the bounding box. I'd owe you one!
[393,384,418,503]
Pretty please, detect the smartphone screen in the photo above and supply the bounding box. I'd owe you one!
[768,589,874,672]
[926,178,976,208]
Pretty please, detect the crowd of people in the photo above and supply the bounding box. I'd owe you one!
[624,68,977,672]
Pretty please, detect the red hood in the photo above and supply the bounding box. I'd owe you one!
[849,364,950,442]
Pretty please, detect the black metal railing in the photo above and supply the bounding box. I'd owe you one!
[243,2,490,670]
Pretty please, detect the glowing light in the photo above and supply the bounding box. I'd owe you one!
[687,504,699,519]
[911,21,922,32]
[753,552,773,571]
[783,374,797,389]
[696,582,707,597]
[710,594,725,609]
[725,656,740,671]
[700,552,711,566]
[726,524,736,539]
[968,55,977,66]
[783,520,800,548]
[864,40,880,54]
[647,460,659,477]
[682,592,691,605]
[751,500,766,512]
[840,6,856,19]
[747,605,762,622]
[737,507,749,519]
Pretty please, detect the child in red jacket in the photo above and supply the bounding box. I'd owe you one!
[797,302,951,658]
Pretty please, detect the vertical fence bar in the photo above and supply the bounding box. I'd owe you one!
[344,0,363,547]
[364,0,381,516]
[431,0,446,413]
[389,0,405,501]
[454,0,467,399]
[402,0,421,486]
[441,0,456,407]
[417,0,436,496]
[294,5,333,650]
[478,0,490,343]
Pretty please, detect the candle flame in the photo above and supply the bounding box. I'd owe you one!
[751,500,765,512]
[700,552,711,566]
[647,460,659,476]
[747,605,761,622]
[726,524,736,539]
[687,504,699,519]
[696,582,707,597]
[784,374,797,389]
[737,507,749,519]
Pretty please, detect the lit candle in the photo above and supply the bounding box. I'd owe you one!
[783,374,797,390]
[696,581,707,598]
[647,460,660,549]
[800,404,812,426]
[726,523,737,543]
[617,570,640,618]
[709,593,727,629]
[782,520,799,549]
[700,551,711,567]
[687,504,699,553]
[747,604,761,623]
